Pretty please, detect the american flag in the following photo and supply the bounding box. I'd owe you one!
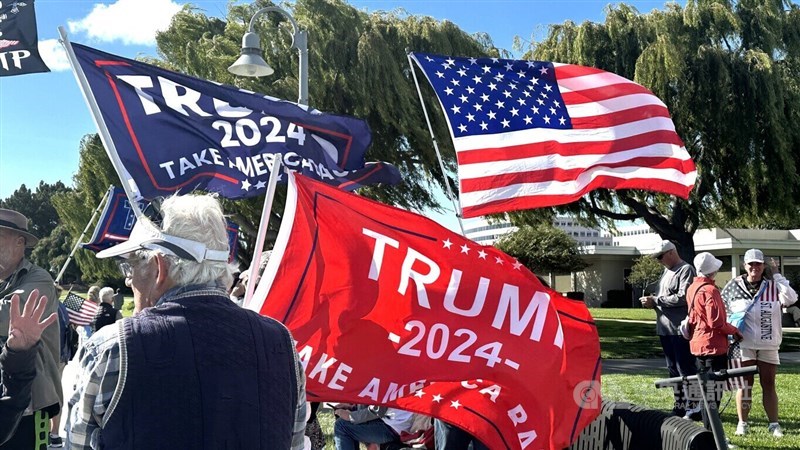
[63,292,99,326]
[411,53,697,218]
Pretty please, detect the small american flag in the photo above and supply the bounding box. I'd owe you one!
[411,53,697,217]
[63,292,99,326]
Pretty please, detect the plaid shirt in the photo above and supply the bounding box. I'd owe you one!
[66,287,307,449]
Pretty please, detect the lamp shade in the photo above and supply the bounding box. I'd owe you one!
[228,31,274,77]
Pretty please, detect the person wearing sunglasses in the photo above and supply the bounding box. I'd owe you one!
[640,240,698,419]
[66,194,307,449]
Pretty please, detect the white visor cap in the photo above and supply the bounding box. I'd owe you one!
[96,218,229,263]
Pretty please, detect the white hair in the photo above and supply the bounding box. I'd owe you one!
[138,194,237,288]
[99,287,115,304]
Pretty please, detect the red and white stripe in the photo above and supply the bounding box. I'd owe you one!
[456,63,696,217]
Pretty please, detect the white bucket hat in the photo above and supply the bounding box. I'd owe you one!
[694,252,722,277]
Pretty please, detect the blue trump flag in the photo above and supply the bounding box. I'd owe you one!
[70,43,399,200]
[82,187,143,252]
[83,186,241,263]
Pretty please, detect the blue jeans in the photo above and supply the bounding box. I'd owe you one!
[659,334,697,413]
[434,419,490,450]
[334,418,398,450]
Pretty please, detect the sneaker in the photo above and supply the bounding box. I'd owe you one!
[768,423,784,438]
[683,406,702,422]
[49,434,63,448]
[735,421,749,436]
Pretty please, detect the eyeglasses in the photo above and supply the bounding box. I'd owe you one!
[656,251,668,261]
[118,260,135,279]
[117,254,147,279]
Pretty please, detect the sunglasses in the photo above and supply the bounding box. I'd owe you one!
[656,251,669,260]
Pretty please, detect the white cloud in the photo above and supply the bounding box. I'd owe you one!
[38,39,71,72]
[68,0,183,46]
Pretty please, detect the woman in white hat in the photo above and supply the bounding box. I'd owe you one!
[720,249,798,437]
[686,252,742,427]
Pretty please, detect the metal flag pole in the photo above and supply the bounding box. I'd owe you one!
[55,186,112,284]
[242,156,284,309]
[406,51,466,236]
[58,26,144,217]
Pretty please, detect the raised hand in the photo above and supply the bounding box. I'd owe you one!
[6,289,57,351]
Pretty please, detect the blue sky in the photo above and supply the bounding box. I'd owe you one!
[0,0,675,230]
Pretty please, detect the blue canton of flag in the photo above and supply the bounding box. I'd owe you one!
[413,54,572,138]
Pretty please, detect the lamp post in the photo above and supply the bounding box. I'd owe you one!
[228,6,308,106]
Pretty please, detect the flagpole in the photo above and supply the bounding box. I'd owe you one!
[58,26,144,218]
[242,156,284,309]
[55,186,112,284]
[406,52,466,236]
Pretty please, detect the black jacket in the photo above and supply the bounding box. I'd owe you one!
[0,342,38,445]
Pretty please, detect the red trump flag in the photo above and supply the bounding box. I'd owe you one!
[249,174,602,450]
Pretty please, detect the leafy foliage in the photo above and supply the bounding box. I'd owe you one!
[30,224,81,283]
[0,181,71,274]
[495,223,589,275]
[626,255,664,295]
[50,135,126,285]
[512,0,800,261]
[0,181,69,241]
[143,0,502,261]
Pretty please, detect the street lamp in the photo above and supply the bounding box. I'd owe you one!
[229,6,308,106]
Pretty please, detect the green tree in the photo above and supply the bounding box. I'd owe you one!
[495,224,589,276]
[31,224,81,283]
[513,0,800,262]
[626,255,664,296]
[0,180,70,242]
[51,135,125,284]
[1,180,72,274]
[142,0,500,261]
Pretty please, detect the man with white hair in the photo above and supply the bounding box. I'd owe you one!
[67,194,306,449]
[92,287,122,332]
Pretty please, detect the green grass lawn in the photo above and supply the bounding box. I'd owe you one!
[588,307,657,321]
[604,365,800,449]
[588,308,800,359]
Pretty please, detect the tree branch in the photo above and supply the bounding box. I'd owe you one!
[586,197,638,221]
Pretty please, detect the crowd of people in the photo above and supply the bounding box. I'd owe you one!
[3,200,800,449]
[641,240,798,439]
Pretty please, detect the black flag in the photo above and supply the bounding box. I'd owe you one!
[0,0,50,76]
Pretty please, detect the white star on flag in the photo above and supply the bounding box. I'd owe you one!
[477,250,487,259]
[414,389,425,398]
[442,238,453,249]
[512,260,523,270]
[241,179,251,191]
[255,180,266,190]
[432,394,443,403]
[460,244,470,254]
[495,256,504,265]
[450,400,462,409]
